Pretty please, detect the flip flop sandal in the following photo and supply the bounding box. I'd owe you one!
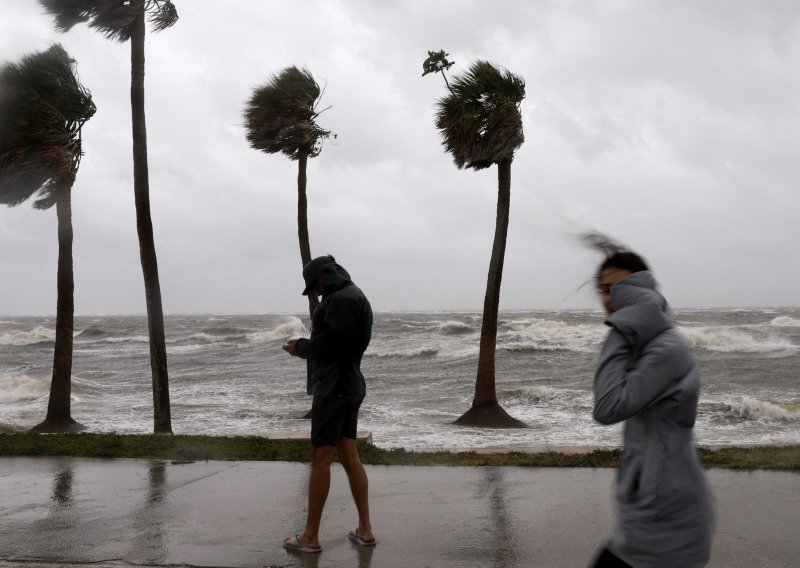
[284,534,321,553]
[348,529,377,547]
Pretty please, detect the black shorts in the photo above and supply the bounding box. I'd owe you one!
[310,394,364,447]
[590,547,633,568]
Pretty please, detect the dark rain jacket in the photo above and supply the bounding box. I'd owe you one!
[294,262,372,399]
[595,271,714,568]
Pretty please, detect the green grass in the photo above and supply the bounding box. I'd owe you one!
[0,433,797,471]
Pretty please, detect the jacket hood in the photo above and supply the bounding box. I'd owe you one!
[609,271,665,311]
[606,271,672,348]
[302,255,353,295]
[318,262,353,295]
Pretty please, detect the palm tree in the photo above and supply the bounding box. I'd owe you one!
[244,66,333,319]
[0,44,96,432]
[39,0,178,434]
[432,60,527,427]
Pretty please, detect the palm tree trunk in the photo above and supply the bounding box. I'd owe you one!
[455,159,526,428]
[31,186,83,433]
[297,152,318,318]
[131,6,172,434]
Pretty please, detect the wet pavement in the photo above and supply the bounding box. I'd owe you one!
[0,457,798,567]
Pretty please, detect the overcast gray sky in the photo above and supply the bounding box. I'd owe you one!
[2,0,799,316]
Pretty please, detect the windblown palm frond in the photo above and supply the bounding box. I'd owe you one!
[244,66,332,160]
[0,44,96,209]
[435,60,525,170]
[39,0,178,42]
[148,0,178,31]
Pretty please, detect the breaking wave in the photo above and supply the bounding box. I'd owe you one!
[0,373,50,403]
[770,316,800,327]
[505,318,606,353]
[0,326,55,346]
[727,398,800,422]
[432,321,476,335]
[707,397,800,422]
[366,345,440,358]
[246,317,307,343]
[679,327,796,354]
[502,385,589,405]
[75,325,107,339]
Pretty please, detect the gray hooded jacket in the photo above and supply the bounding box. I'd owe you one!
[595,271,714,568]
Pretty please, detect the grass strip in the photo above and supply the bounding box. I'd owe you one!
[0,434,797,471]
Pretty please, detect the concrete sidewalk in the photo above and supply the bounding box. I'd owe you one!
[0,457,797,568]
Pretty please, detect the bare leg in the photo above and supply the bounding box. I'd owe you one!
[337,437,374,541]
[294,444,336,548]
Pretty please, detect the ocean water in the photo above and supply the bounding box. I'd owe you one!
[1,309,799,450]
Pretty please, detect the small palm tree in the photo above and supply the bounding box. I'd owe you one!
[40,0,178,434]
[0,44,96,432]
[244,66,333,319]
[431,59,527,427]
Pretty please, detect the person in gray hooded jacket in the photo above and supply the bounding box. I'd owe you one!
[590,251,714,568]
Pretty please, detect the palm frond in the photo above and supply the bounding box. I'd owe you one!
[243,66,333,160]
[37,0,95,33]
[0,44,95,209]
[39,0,178,42]
[147,0,178,32]
[435,60,525,170]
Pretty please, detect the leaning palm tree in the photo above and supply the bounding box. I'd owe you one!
[40,0,178,434]
[431,59,527,427]
[244,66,333,319]
[0,44,96,432]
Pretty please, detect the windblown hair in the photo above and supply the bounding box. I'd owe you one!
[579,231,650,278]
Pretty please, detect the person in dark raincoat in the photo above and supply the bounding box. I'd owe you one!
[282,255,375,553]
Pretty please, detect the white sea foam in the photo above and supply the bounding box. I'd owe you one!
[503,385,589,405]
[366,344,441,358]
[0,373,50,403]
[723,397,800,422]
[100,335,150,344]
[679,327,797,354]
[506,318,606,352]
[0,422,26,433]
[366,341,478,359]
[246,317,307,343]
[0,326,55,346]
[169,344,211,354]
[770,316,800,327]
[501,342,566,352]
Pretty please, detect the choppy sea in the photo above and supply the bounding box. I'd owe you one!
[1,309,799,450]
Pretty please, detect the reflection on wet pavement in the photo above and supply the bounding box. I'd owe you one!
[129,461,169,565]
[0,458,797,567]
[483,468,518,567]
